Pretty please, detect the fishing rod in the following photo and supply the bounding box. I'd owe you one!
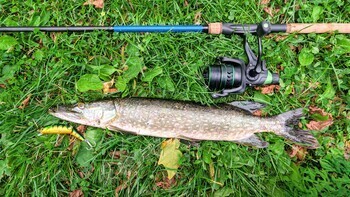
[2,22,349,97]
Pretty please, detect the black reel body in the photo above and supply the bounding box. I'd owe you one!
[204,21,280,98]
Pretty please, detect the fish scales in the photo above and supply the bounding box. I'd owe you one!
[50,98,319,148]
[111,98,275,141]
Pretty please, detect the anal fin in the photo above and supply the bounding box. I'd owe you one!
[234,134,268,148]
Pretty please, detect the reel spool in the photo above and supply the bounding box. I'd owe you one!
[203,21,280,98]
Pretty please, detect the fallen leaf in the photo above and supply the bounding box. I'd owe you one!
[184,0,189,6]
[289,145,307,161]
[344,141,350,160]
[158,139,183,179]
[18,94,32,109]
[194,11,202,24]
[109,150,128,159]
[108,88,118,93]
[77,125,87,134]
[275,34,288,41]
[306,106,333,131]
[103,78,115,94]
[77,170,85,179]
[252,109,265,117]
[308,106,328,116]
[115,181,128,197]
[306,120,333,131]
[155,176,177,189]
[263,7,280,17]
[260,0,270,5]
[0,84,6,88]
[83,0,104,9]
[69,189,84,197]
[255,85,280,94]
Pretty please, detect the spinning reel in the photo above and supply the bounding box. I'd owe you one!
[203,21,280,98]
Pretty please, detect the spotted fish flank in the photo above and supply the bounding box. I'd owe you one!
[49,98,319,149]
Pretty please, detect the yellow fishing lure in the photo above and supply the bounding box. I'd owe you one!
[40,126,93,148]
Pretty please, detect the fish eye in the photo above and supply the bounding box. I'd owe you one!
[77,102,85,109]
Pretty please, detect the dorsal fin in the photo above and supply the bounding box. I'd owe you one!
[227,101,265,114]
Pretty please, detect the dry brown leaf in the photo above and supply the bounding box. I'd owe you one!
[344,141,350,160]
[289,145,307,161]
[109,150,128,159]
[83,0,104,9]
[263,7,280,17]
[108,88,118,93]
[115,181,128,197]
[77,125,87,134]
[308,106,328,116]
[69,189,84,197]
[78,170,85,179]
[255,85,280,94]
[103,78,115,94]
[260,0,270,5]
[155,176,176,189]
[275,35,289,41]
[18,94,32,109]
[306,120,333,131]
[252,109,263,117]
[306,106,333,131]
[0,84,6,88]
[184,0,189,6]
[194,11,202,24]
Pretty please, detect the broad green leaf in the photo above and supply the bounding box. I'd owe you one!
[335,35,350,54]
[0,160,11,179]
[142,67,163,82]
[298,48,314,66]
[76,74,103,92]
[157,77,175,92]
[214,187,234,197]
[33,49,44,61]
[312,6,323,22]
[0,65,19,83]
[126,44,140,56]
[0,35,18,50]
[319,77,335,100]
[91,56,111,65]
[165,77,175,92]
[253,91,271,104]
[158,139,183,179]
[123,56,144,82]
[116,76,127,92]
[76,129,103,167]
[202,150,212,164]
[99,65,117,81]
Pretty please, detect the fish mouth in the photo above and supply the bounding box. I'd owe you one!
[49,106,87,125]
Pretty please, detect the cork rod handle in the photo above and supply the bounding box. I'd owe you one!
[287,23,350,33]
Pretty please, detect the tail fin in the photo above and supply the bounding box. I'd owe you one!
[276,108,319,149]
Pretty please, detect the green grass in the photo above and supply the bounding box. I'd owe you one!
[1,0,350,196]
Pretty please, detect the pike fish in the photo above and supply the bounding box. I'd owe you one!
[49,98,319,148]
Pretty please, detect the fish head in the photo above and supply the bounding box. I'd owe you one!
[49,101,117,128]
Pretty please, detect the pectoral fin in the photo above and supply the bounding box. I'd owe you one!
[227,101,265,114]
[234,134,268,148]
